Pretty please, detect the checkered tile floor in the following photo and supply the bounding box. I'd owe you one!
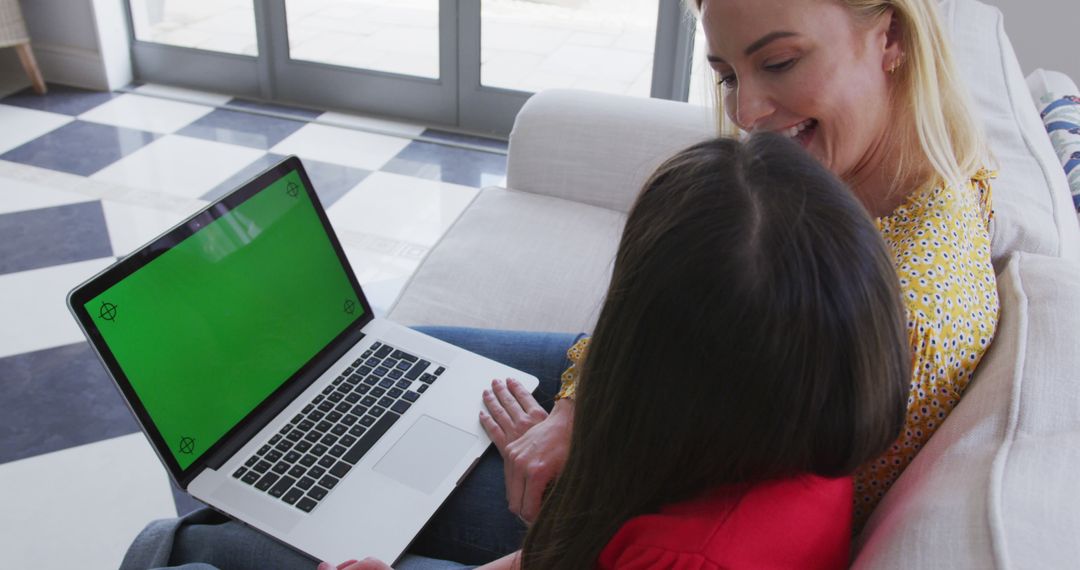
[0,79,507,568]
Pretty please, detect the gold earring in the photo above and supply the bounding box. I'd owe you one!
[889,54,905,74]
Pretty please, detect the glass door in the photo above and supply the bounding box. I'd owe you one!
[127,0,263,97]
[458,0,696,133]
[125,0,697,135]
[127,0,457,125]
[271,0,457,126]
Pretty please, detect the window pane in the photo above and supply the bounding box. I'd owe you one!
[285,0,439,79]
[687,18,714,107]
[129,0,258,56]
[481,0,657,97]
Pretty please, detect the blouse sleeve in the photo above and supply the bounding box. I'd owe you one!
[602,545,721,570]
[971,168,996,228]
[556,337,590,400]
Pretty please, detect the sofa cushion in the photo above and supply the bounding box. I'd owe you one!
[1026,69,1080,218]
[506,89,713,214]
[387,187,624,332]
[942,0,1080,267]
[852,252,1080,568]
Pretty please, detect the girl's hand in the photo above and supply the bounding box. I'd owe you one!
[480,378,572,524]
[479,378,549,455]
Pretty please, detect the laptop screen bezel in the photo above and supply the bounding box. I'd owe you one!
[67,155,375,488]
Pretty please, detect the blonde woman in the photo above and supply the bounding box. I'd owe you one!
[687,0,999,528]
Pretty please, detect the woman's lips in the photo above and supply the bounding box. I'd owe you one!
[792,119,818,148]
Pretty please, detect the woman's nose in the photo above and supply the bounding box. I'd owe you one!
[732,81,775,132]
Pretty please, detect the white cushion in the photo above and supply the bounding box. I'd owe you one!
[942,0,1080,266]
[387,187,624,332]
[852,252,1080,568]
[1026,68,1080,103]
[507,89,713,214]
[1026,69,1080,226]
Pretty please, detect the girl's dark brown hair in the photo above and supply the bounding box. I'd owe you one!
[520,133,910,569]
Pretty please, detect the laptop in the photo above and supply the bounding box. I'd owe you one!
[67,155,537,564]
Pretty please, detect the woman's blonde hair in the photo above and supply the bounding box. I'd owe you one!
[688,0,987,192]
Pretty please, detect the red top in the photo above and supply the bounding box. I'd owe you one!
[597,475,853,569]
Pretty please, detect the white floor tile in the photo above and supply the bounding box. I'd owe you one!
[0,175,94,215]
[79,93,215,134]
[1,158,210,216]
[318,111,426,138]
[327,171,478,247]
[91,135,265,199]
[0,434,177,570]
[0,104,73,154]
[360,275,410,318]
[270,123,412,171]
[0,160,103,199]
[133,83,233,107]
[340,242,422,285]
[0,257,115,359]
[102,200,195,258]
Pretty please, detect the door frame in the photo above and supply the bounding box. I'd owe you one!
[124,0,699,136]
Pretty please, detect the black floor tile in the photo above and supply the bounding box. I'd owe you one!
[0,201,112,275]
[420,128,508,152]
[0,342,140,465]
[178,109,307,150]
[1,83,117,116]
[226,98,323,121]
[382,140,507,187]
[0,120,158,176]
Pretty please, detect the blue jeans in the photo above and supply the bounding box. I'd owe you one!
[407,327,580,565]
[120,328,580,570]
[121,507,471,570]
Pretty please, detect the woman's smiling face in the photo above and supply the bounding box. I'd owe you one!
[699,0,902,185]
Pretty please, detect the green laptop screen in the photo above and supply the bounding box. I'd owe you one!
[85,170,362,470]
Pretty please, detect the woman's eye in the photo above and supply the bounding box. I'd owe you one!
[764,58,798,72]
[717,74,737,87]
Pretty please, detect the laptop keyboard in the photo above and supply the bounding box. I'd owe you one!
[230,341,445,513]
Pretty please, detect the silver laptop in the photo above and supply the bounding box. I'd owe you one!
[67,155,536,564]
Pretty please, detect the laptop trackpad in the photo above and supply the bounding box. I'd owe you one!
[373,415,477,494]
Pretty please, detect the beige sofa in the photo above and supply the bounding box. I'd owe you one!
[389,0,1080,566]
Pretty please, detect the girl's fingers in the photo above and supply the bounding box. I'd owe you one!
[506,378,546,417]
[483,388,516,431]
[479,410,506,450]
[491,379,525,423]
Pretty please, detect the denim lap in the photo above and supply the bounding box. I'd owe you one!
[407,327,581,565]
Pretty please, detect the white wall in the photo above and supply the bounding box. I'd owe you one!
[982,0,1080,83]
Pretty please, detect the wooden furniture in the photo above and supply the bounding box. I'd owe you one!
[0,0,45,94]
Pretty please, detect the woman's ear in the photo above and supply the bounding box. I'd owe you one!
[880,9,905,73]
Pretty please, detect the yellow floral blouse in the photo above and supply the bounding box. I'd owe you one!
[557,170,1000,531]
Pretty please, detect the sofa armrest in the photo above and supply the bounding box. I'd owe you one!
[506,89,714,213]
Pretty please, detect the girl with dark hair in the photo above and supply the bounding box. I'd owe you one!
[329,132,911,569]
